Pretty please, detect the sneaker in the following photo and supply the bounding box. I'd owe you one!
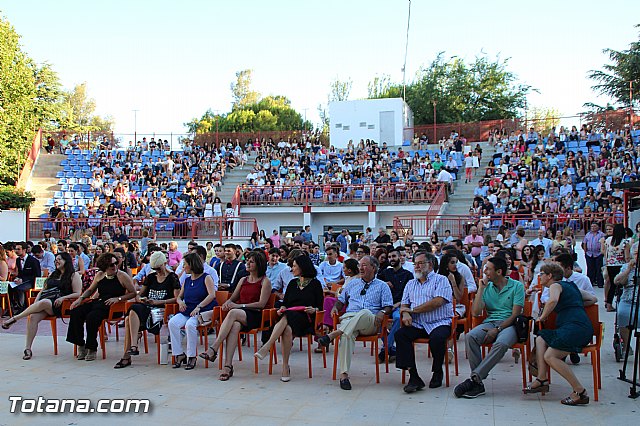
[378,349,395,363]
[76,346,87,360]
[403,376,426,393]
[84,350,97,361]
[454,378,485,398]
[429,371,444,389]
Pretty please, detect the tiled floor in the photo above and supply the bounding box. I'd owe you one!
[1,301,639,425]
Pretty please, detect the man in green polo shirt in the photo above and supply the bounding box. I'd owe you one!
[454,256,524,398]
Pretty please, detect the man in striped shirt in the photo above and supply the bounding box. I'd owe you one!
[395,252,453,392]
[318,255,393,391]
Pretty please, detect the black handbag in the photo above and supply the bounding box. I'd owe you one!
[514,315,532,343]
[39,287,61,302]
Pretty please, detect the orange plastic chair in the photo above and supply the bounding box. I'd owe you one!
[98,301,128,359]
[331,312,389,383]
[25,297,74,356]
[267,310,327,378]
[540,304,602,401]
[236,293,277,373]
[471,310,529,388]
[400,311,459,387]
[197,291,229,368]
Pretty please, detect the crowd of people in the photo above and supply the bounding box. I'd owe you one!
[468,124,640,229]
[239,136,460,204]
[3,215,637,405]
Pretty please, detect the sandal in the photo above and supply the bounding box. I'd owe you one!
[199,347,217,362]
[127,346,139,356]
[185,357,197,370]
[173,353,187,368]
[23,349,33,360]
[561,389,589,406]
[2,317,17,330]
[528,361,538,378]
[219,365,234,381]
[114,357,132,369]
[523,378,549,394]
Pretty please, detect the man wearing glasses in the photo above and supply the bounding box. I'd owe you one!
[395,252,453,392]
[318,256,393,390]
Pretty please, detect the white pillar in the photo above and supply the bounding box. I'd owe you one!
[368,211,377,231]
[303,212,311,227]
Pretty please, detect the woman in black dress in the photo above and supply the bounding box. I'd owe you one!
[254,254,324,382]
[2,252,82,360]
[114,251,180,368]
[67,253,136,361]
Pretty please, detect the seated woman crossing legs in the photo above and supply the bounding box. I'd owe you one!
[200,251,272,380]
[255,254,323,381]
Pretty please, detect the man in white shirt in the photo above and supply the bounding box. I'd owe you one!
[541,253,595,304]
[437,168,454,194]
[318,246,344,289]
[529,229,553,258]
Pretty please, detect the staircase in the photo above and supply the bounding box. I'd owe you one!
[215,152,257,204]
[444,142,495,216]
[27,152,65,216]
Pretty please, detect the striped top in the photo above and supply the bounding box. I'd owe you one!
[401,271,453,333]
[339,277,393,315]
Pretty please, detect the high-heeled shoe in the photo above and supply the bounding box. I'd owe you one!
[2,317,17,330]
[199,347,217,362]
[172,353,187,368]
[523,378,549,394]
[254,347,269,360]
[280,366,291,382]
[185,357,197,370]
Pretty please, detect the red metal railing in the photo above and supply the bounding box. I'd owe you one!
[28,216,257,244]
[237,182,448,208]
[394,212,619,241]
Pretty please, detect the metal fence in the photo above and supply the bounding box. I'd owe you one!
[393,212,620,242]
[28,217,257,244]
[236,182,448,208]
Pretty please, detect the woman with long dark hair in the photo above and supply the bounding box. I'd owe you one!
[199,251,272,380]
[2,252,82,359]
[603,223,631,311]
[254,254,324,381]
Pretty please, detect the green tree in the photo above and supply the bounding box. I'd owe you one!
[526,107,561,136]
[32,62,67,131]
[369,53,531,124]
[0,16,38,186]
[329,77,352,102]
[367,74,394,99]
[231,69,261,110]
[588,24,640,109]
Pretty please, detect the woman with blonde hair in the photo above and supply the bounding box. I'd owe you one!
[524,262,597,405]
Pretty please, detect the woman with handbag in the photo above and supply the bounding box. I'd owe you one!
[167,252,217,370]
[254,254,324,381]
[114,251,180,368]
[66,253,137,362]
[523,262,597,405]
[2,252,82,360]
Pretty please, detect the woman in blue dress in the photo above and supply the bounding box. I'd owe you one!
[524,262,597,405]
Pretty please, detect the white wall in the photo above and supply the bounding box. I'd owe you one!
[0,210,27,242]
[329,98,412,149]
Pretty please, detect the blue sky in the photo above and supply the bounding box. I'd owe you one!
[2,0,638,138]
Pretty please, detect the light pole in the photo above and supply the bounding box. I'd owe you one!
[432,100,437,143]
[132,109,139,145]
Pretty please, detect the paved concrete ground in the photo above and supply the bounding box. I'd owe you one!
[1,300,639,425]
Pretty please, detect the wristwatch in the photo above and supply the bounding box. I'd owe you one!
[242,304,246,308]
[496,326,503,332]
[118,297,122,301]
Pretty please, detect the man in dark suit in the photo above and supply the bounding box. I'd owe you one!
[10,241,41,314]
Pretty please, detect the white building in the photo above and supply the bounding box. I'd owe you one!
[329,98,413,149]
